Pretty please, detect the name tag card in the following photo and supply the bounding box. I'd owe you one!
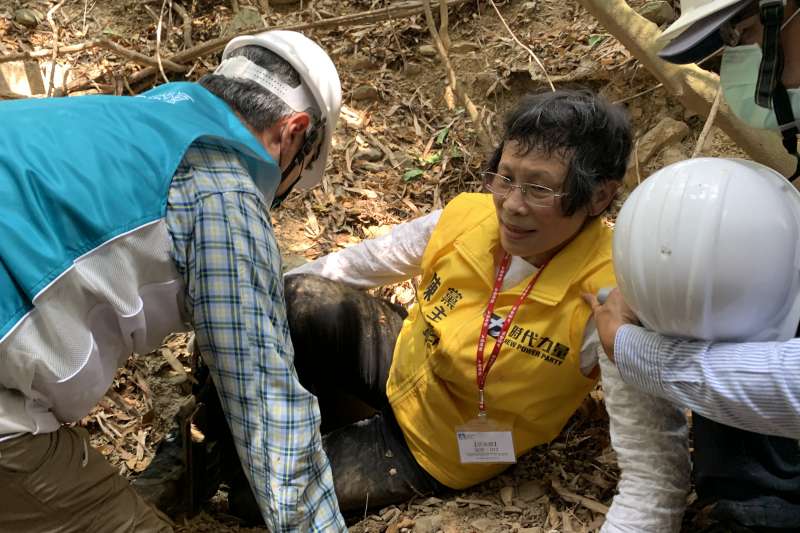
[455,418,516,464]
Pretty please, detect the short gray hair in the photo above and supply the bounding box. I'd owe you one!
[199,45,319,133]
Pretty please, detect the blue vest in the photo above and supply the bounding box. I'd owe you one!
[0,82,281,340]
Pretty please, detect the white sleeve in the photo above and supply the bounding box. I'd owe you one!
[597,325,691,533]
[286,210,442,289]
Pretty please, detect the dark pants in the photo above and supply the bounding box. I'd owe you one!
[285,274,446,513]
[694,414,800,531]
[216,275,445,523]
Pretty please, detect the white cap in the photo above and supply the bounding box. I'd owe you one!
[219,30,342,189]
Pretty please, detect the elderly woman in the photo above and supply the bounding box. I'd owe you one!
[272,90,690,531]
[180,90,689,531]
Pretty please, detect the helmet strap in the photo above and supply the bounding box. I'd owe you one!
[756,0,785,108]
[270,121,323,208]
[774,81,800,181]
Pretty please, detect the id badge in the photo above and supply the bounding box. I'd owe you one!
[455,416,516,464]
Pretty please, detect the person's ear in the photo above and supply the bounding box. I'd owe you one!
[587,180,619,217]
[279,112,311,154]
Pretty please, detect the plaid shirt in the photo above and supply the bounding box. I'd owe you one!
[165,141,345,532]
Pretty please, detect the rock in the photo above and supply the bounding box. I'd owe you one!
[225,7,262,35]
[281,254,309,273]
[517,480,545,502]
[351,55,378,71]
[419,44,437,57]
[637,117,690,164]
[380,507,401,522]
[470,517,495,532]
[413,514,442,533]
[661,145,688,167]
[352,85,380,102]
[404,63,424,76]
[0,61,46,96]
[639,1,675,26]
[387,517,414,533]
[13,8,43,28]
[500,486,515,506]
[355,147,383,162]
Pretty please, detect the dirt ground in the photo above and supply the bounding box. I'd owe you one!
[1,0,750,531]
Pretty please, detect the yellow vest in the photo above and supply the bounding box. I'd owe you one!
[386,193,615,489]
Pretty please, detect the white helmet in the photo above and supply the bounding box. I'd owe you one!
[217,30,342,189]
[614,158,800,342]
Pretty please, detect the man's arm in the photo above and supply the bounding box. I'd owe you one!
[586,288,800,439]
[187,190,345,532]
[287,209,442,288]
[614,325,800,440]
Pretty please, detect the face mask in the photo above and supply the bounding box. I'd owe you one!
[721,44,800,131]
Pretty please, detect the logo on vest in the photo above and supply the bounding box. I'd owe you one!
[137,91,195,104]
[488,312,570,367]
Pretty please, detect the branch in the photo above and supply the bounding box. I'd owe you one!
[46,0,66,97]
[439,0,450,51]
[98,39,187,72]
[170,1,193,49]
[127,0,471,86]
[422,0,491,149]
[488,0,554,91]
[692,87,722,158]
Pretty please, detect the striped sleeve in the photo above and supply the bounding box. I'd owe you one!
[615,324,800,439]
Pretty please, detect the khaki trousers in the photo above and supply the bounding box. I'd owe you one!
[0,426,172,533]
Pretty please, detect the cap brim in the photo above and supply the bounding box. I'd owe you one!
[657,1,749,64]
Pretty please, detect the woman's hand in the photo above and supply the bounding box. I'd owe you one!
[583,288,640,362]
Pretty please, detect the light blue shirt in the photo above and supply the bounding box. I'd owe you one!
[615,324,800,439]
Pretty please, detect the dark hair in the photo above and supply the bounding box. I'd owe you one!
[199,45,319,133]
[486,89,632,216]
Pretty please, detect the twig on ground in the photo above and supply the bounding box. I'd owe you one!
[0,41,100,62]
[82,0,91,35]
[422,0,491,148]
[692,87,722,158]
[98,39,187,71]
[46,0,66,97]
[613,82,663,105]
[487,0,555,92]
[439,0,450,51]
[126,0,471,87]
[551,479,609,515]
[155,0,170,83]
[170,1,193,49]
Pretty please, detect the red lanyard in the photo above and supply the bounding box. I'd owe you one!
[476,252,549,414]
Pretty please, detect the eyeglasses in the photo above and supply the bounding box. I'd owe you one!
[482,171,567,208]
